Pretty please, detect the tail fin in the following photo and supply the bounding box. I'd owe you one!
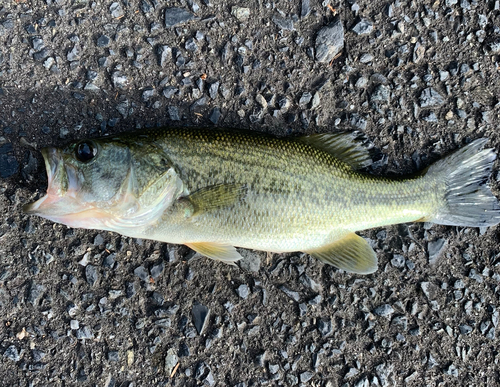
[426,138,500,227]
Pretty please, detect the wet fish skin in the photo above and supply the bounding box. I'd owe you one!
[24,128,500,274]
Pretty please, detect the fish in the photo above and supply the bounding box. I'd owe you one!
[23,128,500,274]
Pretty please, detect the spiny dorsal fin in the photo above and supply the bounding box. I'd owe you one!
[295,132,374,169]
[306,232,378,274]
[186,242,243,265]
[186,184,247,216]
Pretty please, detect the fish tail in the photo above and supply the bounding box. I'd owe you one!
[425,138,500,227]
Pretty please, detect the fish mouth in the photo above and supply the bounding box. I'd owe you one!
[23,147,109,229]
[23,147,67,215]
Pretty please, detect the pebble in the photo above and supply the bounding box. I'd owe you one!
[391,254,405,268]
[85,265,98,286]
[359,53,373,63]
[453,279,465,289]
[349,113,367,130]
[315,19,344,63]
[301,0,311,18]
[32,349,46,362]
[84,82,100,91]
[76,326,94,340]
[168,106,181,121]
[446,364,459,377]
[67,45,80,62]
[150,262,164,279]
[255,94,267,109]
[428,238,447,265]
[231,6,250,21]
[164,8,196,28]
[272,15,294,31]
[413,42,425,63]
[157,45,171,67]
[279,286,300,302]
[165,348,178,374]
[237,284,250,299]
[299,92,312,107]
[374,304,394,318]
[116,100,130,118]
[93,34,109,48]
[352,19,373,35]
[469,269,483,283]
[134,266,149,281]
[420,88,445,107]
[421,282,439,301]
[208,81,219,100]
[178,342,190,357]
[142,88,155,101]
[345,368,359,378]
[3,345,22,362]
[109,2,125,18]
[355,76,368,88]
[190,96,207,112]
[370,85,390,103]
[300,371,314,383]
[391,316,408,331]
[31,37,45,51]
[192,303,210,335]
[33,48,51,61]
[111,72,128,88]
[376,363,395,386]
[422,112,438,122]
[163,86,178,99]
[317,318,332,337]
[209,107,221,124]
[28,282,45,305]
[185,38,199,52]
[108,351,119,362]
[140,0,153,13]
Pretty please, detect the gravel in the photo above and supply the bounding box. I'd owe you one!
[315,18,344,63]
[1,0,500,386]
[419,87,446,108]
[352,19,373,35]
[164,7,197,28]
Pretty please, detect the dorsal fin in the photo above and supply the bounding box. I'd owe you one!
[294,132,374,169]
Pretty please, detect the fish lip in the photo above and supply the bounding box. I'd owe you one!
[41,147,59,188]
[22,147,62,214]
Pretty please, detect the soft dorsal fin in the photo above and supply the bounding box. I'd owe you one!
[295,132,374,169]
[306,232,378,274]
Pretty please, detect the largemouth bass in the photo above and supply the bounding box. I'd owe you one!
[23,128,500,274]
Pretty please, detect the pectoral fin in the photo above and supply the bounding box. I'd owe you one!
[186,184,247,216]
[186,242,243,265]
[306,233,378,274]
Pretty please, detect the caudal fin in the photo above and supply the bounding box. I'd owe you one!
[426,138,500,227]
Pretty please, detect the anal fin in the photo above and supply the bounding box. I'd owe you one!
[186,242,243,266]
[306,233,378,274]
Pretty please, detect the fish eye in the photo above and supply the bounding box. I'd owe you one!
[75,141,97,163]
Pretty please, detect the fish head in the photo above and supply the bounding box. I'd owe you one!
[23,138,135,229]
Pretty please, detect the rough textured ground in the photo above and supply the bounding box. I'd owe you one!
[1,0,500,386]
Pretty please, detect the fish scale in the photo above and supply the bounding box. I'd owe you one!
[147,130,436,250]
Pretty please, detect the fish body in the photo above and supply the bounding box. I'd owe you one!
[24,128,500,274]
